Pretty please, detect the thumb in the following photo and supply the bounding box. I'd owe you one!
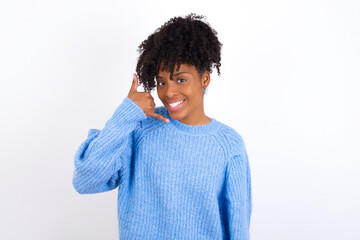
[130,74,138,92]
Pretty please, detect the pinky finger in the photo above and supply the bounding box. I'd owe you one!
[147,112,170,123]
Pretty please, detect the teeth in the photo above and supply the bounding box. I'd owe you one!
[169,100,184,108]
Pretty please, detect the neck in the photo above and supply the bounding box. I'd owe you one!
[179,99,211,126]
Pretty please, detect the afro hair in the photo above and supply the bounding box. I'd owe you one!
[135,13,222,92]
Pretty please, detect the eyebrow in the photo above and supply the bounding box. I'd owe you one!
[156,72,189,79]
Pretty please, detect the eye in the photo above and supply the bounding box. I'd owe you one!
[177,79,186,83]
[157,81,165,86]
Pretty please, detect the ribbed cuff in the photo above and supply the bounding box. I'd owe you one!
[105,97,147,129]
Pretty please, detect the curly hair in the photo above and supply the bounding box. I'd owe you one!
[135,13,222,92]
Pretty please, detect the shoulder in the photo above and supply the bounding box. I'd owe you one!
[212,119,247,160]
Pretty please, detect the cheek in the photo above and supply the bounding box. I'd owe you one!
[157,88,163,98]
[184,86,202,99]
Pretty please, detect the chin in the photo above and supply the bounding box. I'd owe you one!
[168,111,184,121]
[168,111,179,118]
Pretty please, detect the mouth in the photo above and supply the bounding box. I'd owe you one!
[167,99,185,112]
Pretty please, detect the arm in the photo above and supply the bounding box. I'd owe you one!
[72,97,147,194]
[224,151,252,240]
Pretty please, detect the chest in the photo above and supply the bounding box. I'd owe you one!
[133,131,227,196]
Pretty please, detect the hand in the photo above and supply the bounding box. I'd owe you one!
[127,74,170,123]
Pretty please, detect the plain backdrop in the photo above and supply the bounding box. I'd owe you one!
[1,0,359,239]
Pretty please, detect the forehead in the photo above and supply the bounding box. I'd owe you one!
[157,62,197,75]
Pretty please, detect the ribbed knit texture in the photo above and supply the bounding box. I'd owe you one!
[72,97,252,240]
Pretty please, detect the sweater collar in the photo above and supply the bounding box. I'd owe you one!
[162,108,220,136]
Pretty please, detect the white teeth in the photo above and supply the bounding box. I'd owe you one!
[169,100,184,108]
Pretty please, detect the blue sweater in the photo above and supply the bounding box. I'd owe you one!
[72,97,252,240]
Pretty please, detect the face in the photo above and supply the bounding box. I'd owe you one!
[156,62,210,125]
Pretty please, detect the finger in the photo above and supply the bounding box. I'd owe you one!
[143,92,151,97]
[149,100,155,108]
[130,74,138,92]
[147,112,170,123]
[147,93,154,100]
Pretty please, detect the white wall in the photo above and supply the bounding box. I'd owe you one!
[1,0,359,239]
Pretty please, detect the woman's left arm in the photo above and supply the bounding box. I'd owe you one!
[224,150,252,240]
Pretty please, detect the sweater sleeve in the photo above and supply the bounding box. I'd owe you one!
[72,97,147,194]
[224,150,252,240]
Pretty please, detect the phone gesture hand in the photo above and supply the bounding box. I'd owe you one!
[127,74,169,123]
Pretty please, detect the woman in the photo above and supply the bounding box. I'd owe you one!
[72,13,252,239]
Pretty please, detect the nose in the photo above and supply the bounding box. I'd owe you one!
[164,82,178,98]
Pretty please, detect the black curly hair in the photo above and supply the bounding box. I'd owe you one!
[135,13,222,92]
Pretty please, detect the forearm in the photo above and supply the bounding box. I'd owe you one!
[72,97,146,194]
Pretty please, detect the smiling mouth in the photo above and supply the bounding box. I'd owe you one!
[167,99,185,111]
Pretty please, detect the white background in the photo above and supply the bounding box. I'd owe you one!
[1,0,359,239]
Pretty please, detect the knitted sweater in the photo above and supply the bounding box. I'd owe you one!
[72,97,252,240]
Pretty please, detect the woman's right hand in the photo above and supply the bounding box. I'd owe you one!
[127,74,170,123]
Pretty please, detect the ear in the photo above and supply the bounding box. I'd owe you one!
[201,71,210,89]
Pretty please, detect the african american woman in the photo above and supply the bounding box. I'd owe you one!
[72,13,252,240]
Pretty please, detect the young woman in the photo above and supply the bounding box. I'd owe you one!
[72,13,252,239]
